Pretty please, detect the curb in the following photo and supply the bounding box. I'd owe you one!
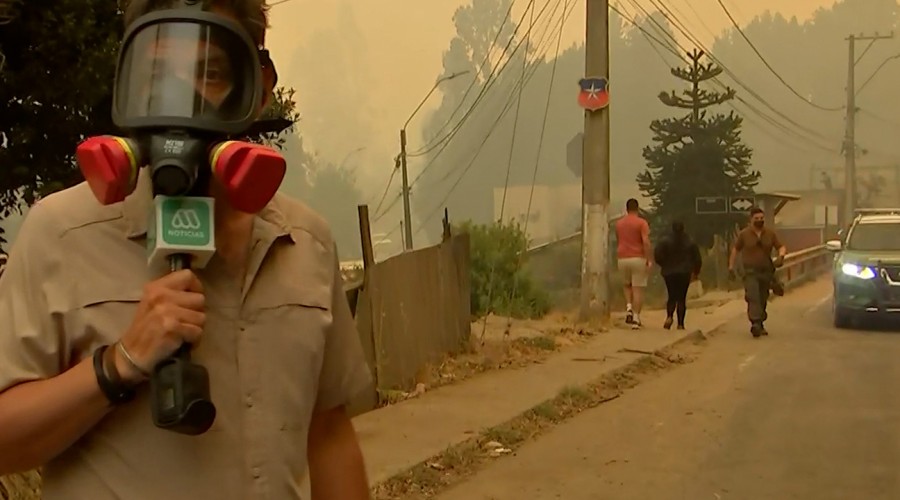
[371,298,742,496]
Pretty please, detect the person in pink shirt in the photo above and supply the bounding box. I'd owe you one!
[614,198,652,329]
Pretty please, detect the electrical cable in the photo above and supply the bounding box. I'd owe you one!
[499,0,570,337]
[713,0,844,112]
[637,0,841,151]
[373,0,567,225]
[409,0,576,238]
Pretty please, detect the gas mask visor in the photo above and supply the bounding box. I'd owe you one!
[112,10,263,136]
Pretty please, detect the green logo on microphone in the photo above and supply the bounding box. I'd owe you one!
[160,198,212,246]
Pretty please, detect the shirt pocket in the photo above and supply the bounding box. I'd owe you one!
[68,286,143,362]
[246,284,331,432]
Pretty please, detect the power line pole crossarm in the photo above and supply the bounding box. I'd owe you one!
[579,0,611,326]
[844,32,894,226]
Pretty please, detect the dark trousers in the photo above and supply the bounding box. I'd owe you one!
[663,273,692,325]
[743,270,772,325]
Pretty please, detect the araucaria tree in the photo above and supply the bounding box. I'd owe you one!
[637,49,760,248]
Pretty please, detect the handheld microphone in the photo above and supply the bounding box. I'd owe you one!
[147,194,217,435]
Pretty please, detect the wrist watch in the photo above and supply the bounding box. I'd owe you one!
[93,345,137,406]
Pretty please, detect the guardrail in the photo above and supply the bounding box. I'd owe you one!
[776,244,830,289]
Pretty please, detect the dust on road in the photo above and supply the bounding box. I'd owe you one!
[438,280,900,500]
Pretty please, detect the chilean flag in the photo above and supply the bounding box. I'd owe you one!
[577,77,609,111]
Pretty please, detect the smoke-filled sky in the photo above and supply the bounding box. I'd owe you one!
[265,0,837,193]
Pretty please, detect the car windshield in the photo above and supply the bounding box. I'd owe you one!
[847,222,900,251]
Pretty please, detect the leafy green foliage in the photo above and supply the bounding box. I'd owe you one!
[637,52,760,248]
[455,219,549,319]
[252,87,302,151]
[0,0,122,217]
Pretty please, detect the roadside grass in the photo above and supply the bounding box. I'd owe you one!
[371,346,698,499]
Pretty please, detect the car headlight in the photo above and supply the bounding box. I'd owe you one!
[841,263,876,280]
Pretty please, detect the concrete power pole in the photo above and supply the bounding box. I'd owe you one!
[843,35,857,226]
[579,0,611,326]
[399,129,414,251]
[844,33,893,225]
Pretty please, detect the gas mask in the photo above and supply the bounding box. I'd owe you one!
[76,2,286,211]
[74,2,287,436]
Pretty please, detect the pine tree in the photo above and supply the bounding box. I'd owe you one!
[637,49,760,248]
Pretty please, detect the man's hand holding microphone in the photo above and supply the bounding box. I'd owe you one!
[113,270,206,385]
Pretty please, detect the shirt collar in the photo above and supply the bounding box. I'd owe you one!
[121,168,295,243]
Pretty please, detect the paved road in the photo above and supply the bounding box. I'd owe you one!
[438,279,900,500]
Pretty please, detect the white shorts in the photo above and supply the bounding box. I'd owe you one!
[618,257,649,287]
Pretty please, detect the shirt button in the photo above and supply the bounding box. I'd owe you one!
[245,396,254,408]
[252,467,261,479]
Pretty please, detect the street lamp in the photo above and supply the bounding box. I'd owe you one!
[398,70,471,251]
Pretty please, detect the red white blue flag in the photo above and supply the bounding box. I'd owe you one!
[577,77,609,111]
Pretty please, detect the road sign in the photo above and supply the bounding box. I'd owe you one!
[729,196,756,213]
[696,196,729,214]
[566,132,583,176]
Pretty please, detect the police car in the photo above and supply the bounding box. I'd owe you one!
[827,209,900,328]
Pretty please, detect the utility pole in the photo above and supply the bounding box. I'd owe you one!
[844,32,893,226]
[399,129,413,251]
[397,70,470,252]
[844,34,857,227]
[579,0,611,326]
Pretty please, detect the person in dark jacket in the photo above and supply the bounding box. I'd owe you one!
[653,221,702,330]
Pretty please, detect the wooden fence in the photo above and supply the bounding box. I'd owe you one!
[347,233,472,415]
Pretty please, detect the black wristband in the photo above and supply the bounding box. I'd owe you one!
[93,345,136,406]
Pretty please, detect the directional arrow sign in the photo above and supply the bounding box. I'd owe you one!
[566,132,583,177]
[729,196,756,213]
[696,196,729,214]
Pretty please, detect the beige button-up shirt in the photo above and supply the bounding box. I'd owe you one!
[0,171,373,499]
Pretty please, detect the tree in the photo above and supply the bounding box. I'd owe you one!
[637,50,760,247]
[286,0,376,169]
[277,132,366,260]
[0,0,122,217]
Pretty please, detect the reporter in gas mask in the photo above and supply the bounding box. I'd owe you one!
[0,2,372,499]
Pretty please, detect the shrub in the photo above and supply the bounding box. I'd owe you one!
[455,219,550,319]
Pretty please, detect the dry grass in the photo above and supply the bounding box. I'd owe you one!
[370,345,700,500]
[0,470,41,500]
[376,312,602,407]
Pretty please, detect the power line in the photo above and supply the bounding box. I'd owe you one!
[499,0,536,224]
[416,1,577,234]
[407,0,520,157]
[373,0,568,225]
[425,0,567,187]
[479,0,539,344]
[714,0,844,112]
[407,0,562,162]
[639,0,841,151]
[371,163,398,217]
[617,1,838,154]
[859,108,900,129]
[856,53,900,96]
[501,0,570,328]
